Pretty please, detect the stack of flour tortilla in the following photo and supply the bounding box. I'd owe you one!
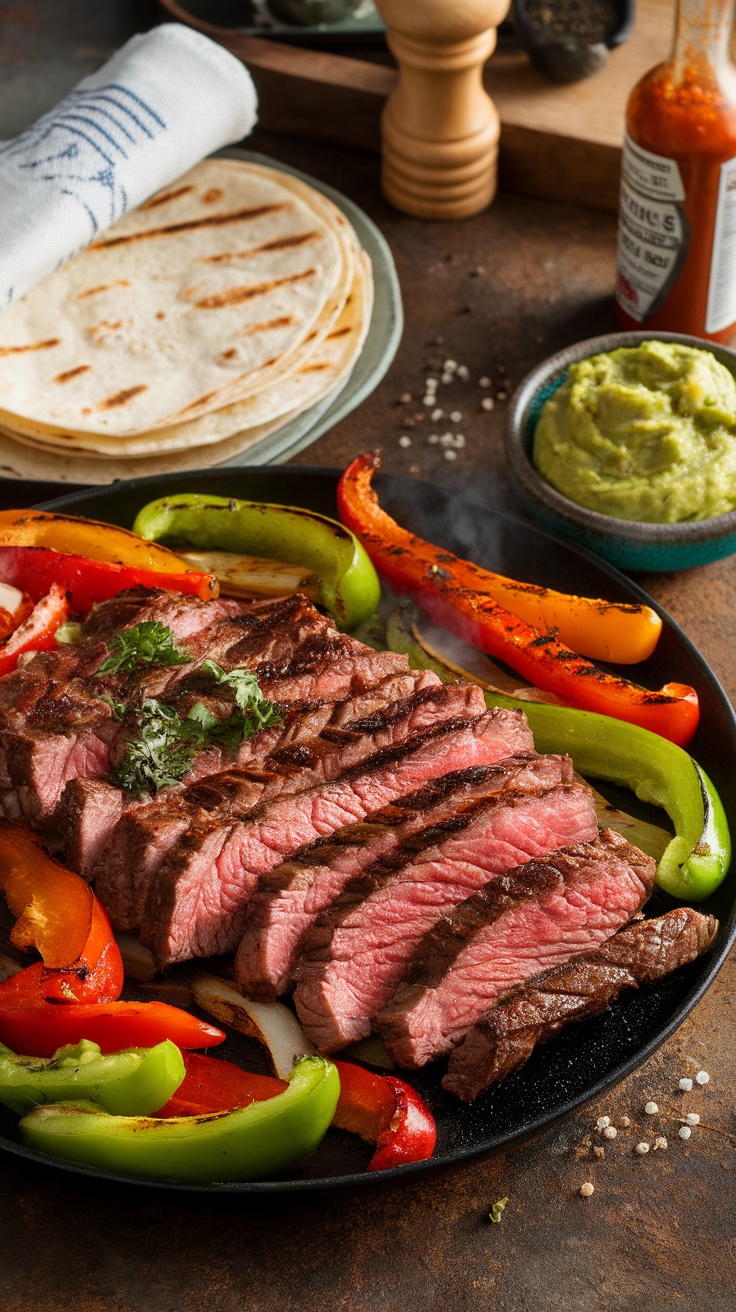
[0,159,373,483]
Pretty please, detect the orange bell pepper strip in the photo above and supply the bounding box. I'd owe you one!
[332,1060,436,1171]
[0,1001,225,1057]
[337,454,699,748]
[0,510,218,602]
[157,1052,287,1116]
[467,580,661,665]
[0,583,69,677]
[0,823,124,1005]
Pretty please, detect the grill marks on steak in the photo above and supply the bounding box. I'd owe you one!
[292,772,599,1053]
[442,908,719,1100]
[376,828,656,1068]
[137,708,533,969]
[63,626,440,874]
[94,680,491,934]
[236,754,575,1001]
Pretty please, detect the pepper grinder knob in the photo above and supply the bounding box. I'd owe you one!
[374,0,511,220]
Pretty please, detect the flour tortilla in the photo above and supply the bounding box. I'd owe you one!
[0,257,372,481]
[0,160,354,437]
[0,390,330,482]
[1,252,372,457]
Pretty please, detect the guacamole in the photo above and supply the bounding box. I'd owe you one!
[532,341,736,523]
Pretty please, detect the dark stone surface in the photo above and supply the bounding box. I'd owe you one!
[1,7,735,1310]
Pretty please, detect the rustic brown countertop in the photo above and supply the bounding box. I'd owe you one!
[1,7,735,1310]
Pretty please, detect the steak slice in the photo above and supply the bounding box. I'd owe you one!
[95,680,487,932]
[443,907,719,1100]
[62,667,441,878]
[376,828,656,1068]
[138,707,533,969]
[293,775,598,1053]
[0,588,247,824]
[236,754,573,1001]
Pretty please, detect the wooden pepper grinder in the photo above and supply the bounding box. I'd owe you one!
[374,0,511,220]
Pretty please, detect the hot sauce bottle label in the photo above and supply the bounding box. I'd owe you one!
[615,134,690,322]
[706,157,736,334]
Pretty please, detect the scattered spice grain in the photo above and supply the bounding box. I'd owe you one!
[579,1182,595,1198]
[679,1126,692,1140]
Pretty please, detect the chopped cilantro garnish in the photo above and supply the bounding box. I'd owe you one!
[111,699,203,797]
[98,622,191,678]
[111,664,281,797]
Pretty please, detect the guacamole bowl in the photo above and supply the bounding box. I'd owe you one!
[505,330,736,572]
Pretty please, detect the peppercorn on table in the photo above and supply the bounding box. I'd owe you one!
[1,5,736,1311]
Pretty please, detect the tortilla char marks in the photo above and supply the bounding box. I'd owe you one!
[198,232,322,265]
[299,362,330,374]
[139,185,196,211]
[169,390,220,418]
[327,326,352,339]
[54,365,91,384]
[0,339,60,357]
[77,281,131,300]
[97,384,149,410]
[90,204,292,248]
[195,269,317,310]
[240,315,295,337]
[202,188,224,204]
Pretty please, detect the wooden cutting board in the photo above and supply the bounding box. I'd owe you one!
[159,0,673,213]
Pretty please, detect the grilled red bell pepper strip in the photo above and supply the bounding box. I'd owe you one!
[338,453,700,747]
[157,1051,287,1116]
[0,545,217,614]
[0,509,218,599]
[332,1060,436,1171]
[0,823,124,1004]
[0,1000,225,1057]
[0,583,69,677]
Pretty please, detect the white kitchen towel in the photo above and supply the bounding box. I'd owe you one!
[0,24,258,310]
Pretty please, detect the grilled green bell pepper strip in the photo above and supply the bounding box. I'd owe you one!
[20,1055,340,1183]
[132,494,380,630]
[385,610,731,903]
[0,1039,185,1117]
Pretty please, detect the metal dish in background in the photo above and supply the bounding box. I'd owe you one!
[505,330,736,572]
[0,465,732,1193]
[157,0,387,46]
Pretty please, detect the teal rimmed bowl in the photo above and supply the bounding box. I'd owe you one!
[504,330,736,572]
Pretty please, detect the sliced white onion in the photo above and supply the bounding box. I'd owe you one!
[0,581,24,617]
[114,933,157,983]
[192,971,316,1078]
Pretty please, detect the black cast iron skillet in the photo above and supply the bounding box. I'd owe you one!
[0,465,733,1193]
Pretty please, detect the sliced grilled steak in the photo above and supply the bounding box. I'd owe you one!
[236,755,574,1001]
[95,680,486,931]
[138,707,533,968]
[61,667,440,877]
[377,829,656,1068]
[0,588,247,824]
[443,908,718,1100]
[293,775,598,1052]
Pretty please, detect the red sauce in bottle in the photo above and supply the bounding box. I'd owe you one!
[615,0,736,341]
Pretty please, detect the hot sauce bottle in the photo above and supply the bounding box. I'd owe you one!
[615,0,736,341]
